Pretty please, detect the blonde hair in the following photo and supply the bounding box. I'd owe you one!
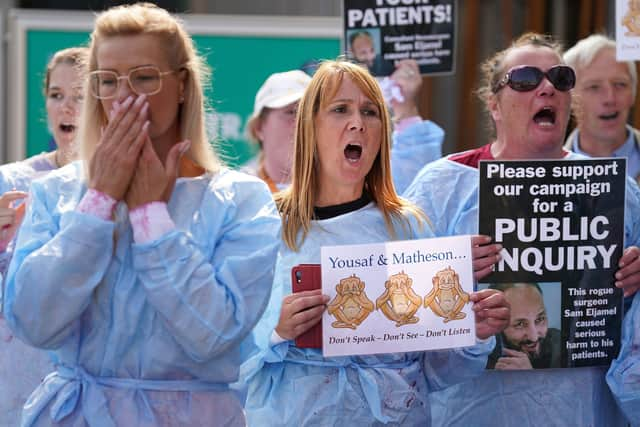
[44,47,89,96]
[564,34,637,96]
[276,60,426,251]
[79,2,219,176]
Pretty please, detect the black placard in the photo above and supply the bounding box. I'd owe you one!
[343,0,456,76]
[479,158,626,369]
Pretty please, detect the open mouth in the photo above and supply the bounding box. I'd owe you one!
[59,123,76,134]
[344,144,362,162]
[533,107,556,127]
[521,340,540,354]
[599,112,619,121]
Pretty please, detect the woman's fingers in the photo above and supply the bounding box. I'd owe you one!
[471,235,502,280]
[90,95,150,200]
[101,96,135,146]
[277,291,329,340]
[107,96,147,151]
[0,208,15,228]
[284,291,329,315]
[0,191,28,209]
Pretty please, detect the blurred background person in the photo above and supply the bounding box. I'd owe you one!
[564,34,640,181]
[0,46,88,271]
[242,59,508,426]
[4,3,280,425]
[0,46,87,427]
[245,69,311,192]
[405,32,640,427]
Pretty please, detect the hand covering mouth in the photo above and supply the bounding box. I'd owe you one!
[598,112,619,121]
[344,143,363,161]
[533,107,556,126]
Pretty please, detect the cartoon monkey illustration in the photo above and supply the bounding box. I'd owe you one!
[424,266,470,323]
[376,271,422,327]
[623,0,640,36]
[327,274,374,329]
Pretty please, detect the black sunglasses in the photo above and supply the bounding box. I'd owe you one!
[493,65,576,93]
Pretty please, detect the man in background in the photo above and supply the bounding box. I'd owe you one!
[564,34,640,181]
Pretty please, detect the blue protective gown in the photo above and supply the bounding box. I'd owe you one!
[0,153,56,427]
[391,120,443,194]
[242,202,495,427]
[4,162,281,427]
[607,292,640,426]
[404,152,640,427]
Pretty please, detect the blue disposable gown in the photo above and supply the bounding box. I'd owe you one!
[0,153,56,426]
[607,291,640,426]
[0,153,56,274]
[242,202,495,426]
[4,162,281,427]
[391,120,444,194]
[404,152,640,427]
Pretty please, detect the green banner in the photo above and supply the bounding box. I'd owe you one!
[26,30,339,168]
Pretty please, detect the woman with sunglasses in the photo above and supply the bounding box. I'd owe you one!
[404,32,640,426]
[3,3,280,426]
[0,46,87,427]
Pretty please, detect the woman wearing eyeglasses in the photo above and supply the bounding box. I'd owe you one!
[3,3,280,426]
[404,32,640,426]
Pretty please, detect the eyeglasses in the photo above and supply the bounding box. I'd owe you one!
[493,65,576,93]
[88,65,177,99]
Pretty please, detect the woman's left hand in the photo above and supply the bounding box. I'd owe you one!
[471,235,502,280]
[125,137,190,210]
[470,288,510,340]
[615,246,640,297]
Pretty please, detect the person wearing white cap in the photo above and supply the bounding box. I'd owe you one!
[245,61,445,194]
[247,70,311,192]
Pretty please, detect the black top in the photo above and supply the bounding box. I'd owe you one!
[313,191,371,220]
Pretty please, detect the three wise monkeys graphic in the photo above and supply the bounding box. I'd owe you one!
[327,267,471,329]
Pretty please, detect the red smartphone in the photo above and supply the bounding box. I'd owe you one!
[291,264,323,349]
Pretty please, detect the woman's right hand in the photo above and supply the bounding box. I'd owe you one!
[275,289,330,340]
[88,95,149,200]
[389,59,422,119]
[0,190,28,249]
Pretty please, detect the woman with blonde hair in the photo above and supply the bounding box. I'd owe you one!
[0,45,87,427]
[242,60,509,426]
[4,3,280,425]
[0,46,88,272]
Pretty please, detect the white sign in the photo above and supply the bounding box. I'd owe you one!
[616,0,640,61]
[320,235,476,357]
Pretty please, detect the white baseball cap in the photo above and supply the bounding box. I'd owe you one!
[251,70,312,119]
